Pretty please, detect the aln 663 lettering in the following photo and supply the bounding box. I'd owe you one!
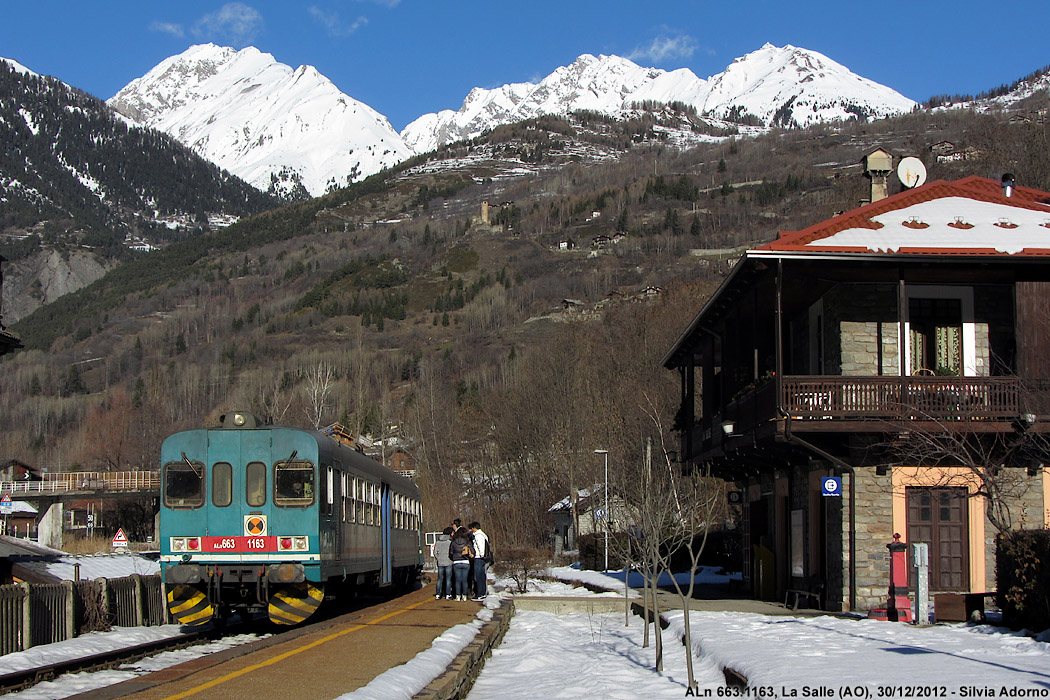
[201,536,278,552]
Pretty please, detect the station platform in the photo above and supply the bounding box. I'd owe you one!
[77,587,481,700]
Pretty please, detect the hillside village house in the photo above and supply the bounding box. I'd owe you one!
[663,175,1050,613]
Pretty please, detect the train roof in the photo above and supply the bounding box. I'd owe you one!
[161,417,419,498]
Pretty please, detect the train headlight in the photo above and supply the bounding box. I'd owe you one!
[267,563,305,583]
[278,536,309,551]
[171,537,201,552]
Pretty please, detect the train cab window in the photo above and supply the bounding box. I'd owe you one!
[274,460,315,507]
[246,461,267,507]
[163,460,205,508]
[212,462,232,507]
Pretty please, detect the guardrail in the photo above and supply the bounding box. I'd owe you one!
[0,574,168,654]
[0,471,160,496]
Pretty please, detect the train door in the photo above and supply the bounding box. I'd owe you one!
[381,483,392,585]
[211,429,272,538]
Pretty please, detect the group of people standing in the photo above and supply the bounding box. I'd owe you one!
[433,519,492,601]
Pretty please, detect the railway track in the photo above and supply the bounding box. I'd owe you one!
[0,626,236,695]
[0,587,413,696]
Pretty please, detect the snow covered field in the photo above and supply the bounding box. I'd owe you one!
[1,563,1048,700]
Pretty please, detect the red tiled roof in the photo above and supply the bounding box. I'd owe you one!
[760,176,1050,255]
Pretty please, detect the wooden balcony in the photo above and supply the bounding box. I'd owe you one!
[685,375,1050,466]
[780,375,1046,422]
[711,376,1050,443]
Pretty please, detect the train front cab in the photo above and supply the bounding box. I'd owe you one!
[160,418,324,626]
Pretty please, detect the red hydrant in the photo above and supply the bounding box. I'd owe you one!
[868,533,913,622]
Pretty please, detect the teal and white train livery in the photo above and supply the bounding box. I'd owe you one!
[160,412,422,626]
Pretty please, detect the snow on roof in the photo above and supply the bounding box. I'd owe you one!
[7,501,38,515]
[548,488,594,512]
[762,176,1050,256]
[0,535,65,559]
[17,553,160,581]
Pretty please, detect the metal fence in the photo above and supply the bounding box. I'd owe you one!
[0,471,161,496]
[0,574,168,654]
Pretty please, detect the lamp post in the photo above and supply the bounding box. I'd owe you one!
[595,449,609,571]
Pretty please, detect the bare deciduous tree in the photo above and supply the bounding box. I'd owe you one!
[303,361,335,430]
[877,414,1047,535]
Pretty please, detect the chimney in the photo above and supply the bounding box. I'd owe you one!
[863,149,893,203]
[1001,173,1015,198]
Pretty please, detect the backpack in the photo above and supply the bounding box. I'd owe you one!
[483,541,494,565]
[461,544,471,557]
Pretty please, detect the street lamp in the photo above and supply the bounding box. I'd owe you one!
[594,449,609,571]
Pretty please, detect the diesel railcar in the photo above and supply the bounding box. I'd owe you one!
[160,411,422,626]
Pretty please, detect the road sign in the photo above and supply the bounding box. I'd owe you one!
[594,507,607,520]
[0,494,11,515]
[112,528,129,548]
[821,477,842,497]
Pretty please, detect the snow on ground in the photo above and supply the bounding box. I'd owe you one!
[664,610,1050,693]
[0,626,264,700]
[467,607,722,700]
[3,564,1049,700]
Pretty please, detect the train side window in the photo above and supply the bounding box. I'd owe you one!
[246,461,267,507]
[212,462,232,507]
[163,460,204,508]
[274,459,315,507]
[325,467,334,515]
[357,480,366,523]
[341,473,348,522]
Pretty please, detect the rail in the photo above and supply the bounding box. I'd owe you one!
[0,471,160,496]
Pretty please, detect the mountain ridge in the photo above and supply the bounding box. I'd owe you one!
[401,44,918,152]
[108,43,919,197]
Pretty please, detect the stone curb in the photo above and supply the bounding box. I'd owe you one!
[412,598,514,700]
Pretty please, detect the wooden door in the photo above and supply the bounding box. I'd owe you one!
[907,487,969,591]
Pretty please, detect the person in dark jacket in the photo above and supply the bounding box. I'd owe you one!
[449,527,475,601]
[433,527,454,599]
[469,521,490,600]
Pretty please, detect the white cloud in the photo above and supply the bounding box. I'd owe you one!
[192,2,264,47]
[149,21,185,38]
[308,6,369,37]
[628,34,702,64]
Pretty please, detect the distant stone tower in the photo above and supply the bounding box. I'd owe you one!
[864,148,893,203]
[481,201,490,225]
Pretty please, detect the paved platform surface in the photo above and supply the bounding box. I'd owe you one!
[77,588,480,700]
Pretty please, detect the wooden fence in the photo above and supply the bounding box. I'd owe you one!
[0,574,168,655]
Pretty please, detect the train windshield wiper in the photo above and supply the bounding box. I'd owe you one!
[181,452,203,478]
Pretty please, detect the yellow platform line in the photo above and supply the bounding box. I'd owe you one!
[160,598,429,700]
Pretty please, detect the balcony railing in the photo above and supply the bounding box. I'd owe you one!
[780,375,1045,421]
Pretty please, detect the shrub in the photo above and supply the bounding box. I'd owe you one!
[493,546,549,593]
[996,529,1050,633]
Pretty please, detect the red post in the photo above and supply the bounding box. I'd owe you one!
[868,533,913,622]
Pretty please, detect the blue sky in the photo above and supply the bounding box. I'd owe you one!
[2,1,1049,130]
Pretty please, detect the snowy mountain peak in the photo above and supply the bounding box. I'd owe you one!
[108,44,410,198]
[402,44,914,153]
[700,44,915,127]
[107,42,917,198]
[1,56,38,78]
[401,52,707,154]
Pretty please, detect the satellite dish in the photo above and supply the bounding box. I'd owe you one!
[897,157,928,189]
